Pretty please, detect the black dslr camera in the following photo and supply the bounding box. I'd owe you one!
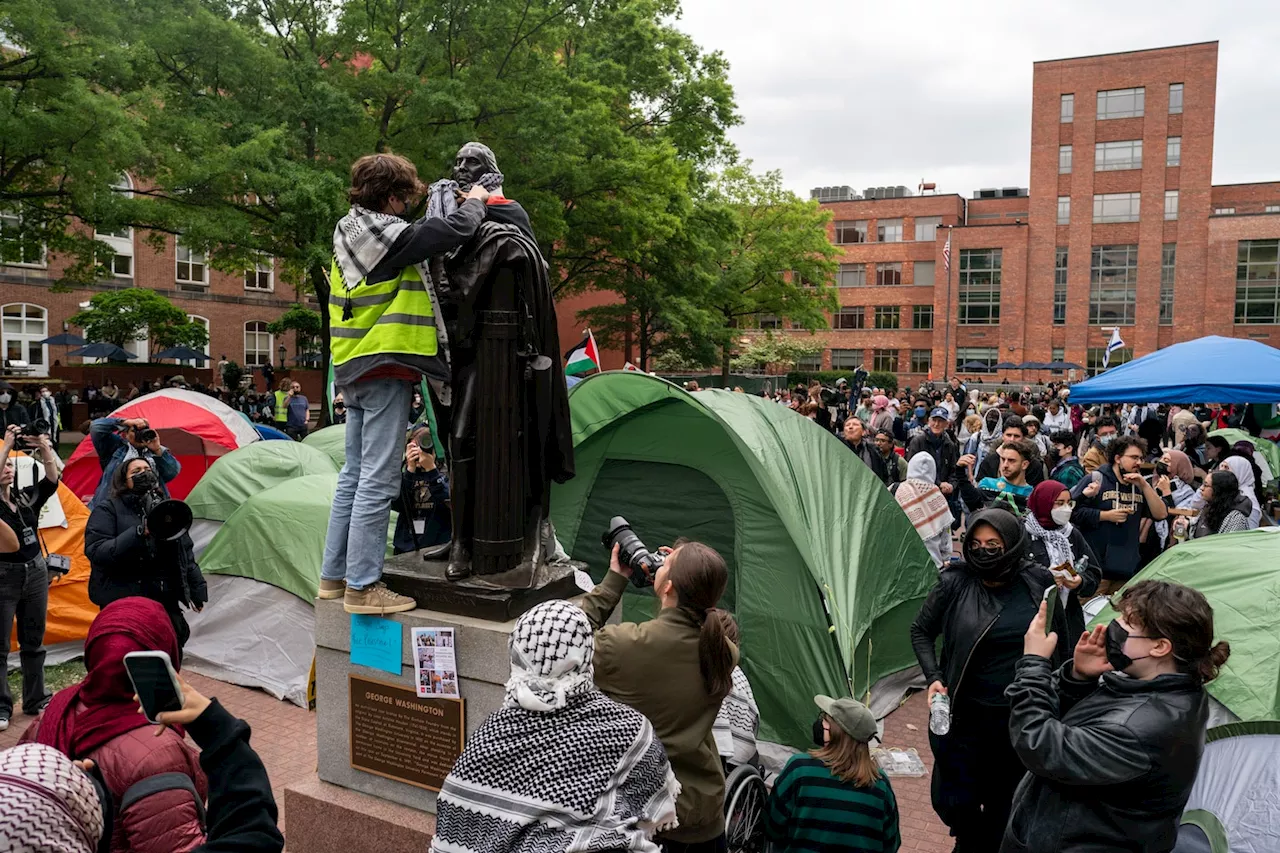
[601,516,664,588]
[18,419,50,445]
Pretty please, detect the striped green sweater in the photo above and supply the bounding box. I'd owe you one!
[764,755,901,853]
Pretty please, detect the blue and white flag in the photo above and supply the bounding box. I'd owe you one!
[1103,327,1125,369]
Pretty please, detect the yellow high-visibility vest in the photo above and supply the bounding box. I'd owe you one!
[328,262,438,366]
[273,390,288,423]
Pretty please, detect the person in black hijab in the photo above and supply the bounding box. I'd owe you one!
[910,508,1069,853]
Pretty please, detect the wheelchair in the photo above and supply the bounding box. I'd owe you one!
[723,762,769,853]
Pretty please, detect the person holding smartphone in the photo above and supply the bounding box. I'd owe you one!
[0,424,63,730]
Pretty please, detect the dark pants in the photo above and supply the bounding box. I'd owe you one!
[167,605,190,664]
[0,556,49,717]
[929,701,1026,853]
[659,835,726,853]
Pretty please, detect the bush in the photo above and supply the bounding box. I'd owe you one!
[784,369,899,394]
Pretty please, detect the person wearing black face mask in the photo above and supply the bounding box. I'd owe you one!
[909,508,1071,853]
[84,458,207,651]
[1003,580,1230,853]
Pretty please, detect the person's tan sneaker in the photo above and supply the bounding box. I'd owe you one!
[318,578,346,600]
[344,582,416,615]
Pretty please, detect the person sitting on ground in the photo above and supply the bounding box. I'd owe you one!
[764,695,900,853]
[709,609,759,771]
[393,428,451,555]
[432,600,680,853]
[1191,471,1250,538]
[26,597,208,852]
[893,453,954,570]
[1005,580,1229,853]
[1023,481,1100,642]
[88,416,180,509]
[873,429,906,487]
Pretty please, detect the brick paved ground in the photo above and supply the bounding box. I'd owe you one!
[881,690,954,853]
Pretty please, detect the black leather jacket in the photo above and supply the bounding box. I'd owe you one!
[909,560,1071,699]
[1001,657,1208,853]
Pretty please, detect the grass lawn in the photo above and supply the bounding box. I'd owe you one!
[7,660,87,706]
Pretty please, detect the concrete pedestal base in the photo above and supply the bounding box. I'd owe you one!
[284,775,436,852]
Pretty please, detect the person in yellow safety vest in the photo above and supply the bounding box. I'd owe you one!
[318,151,490,617]
[273,379,291,425]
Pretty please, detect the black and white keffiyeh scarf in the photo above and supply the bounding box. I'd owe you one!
[332,205,415,294]
[712,666,759,767]
[432,601,681,853]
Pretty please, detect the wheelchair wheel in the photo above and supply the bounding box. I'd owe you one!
[724,763,768,853]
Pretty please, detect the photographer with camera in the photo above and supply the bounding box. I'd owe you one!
[581,521,737,853]
[0,424,63,729]
[87,416,180,509]
[392,428,451,555]
[85,458,207,653]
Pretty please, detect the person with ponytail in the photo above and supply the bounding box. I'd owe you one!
[581,540,737,853]
[909,508,1070,852]
[1006,579,1230,853]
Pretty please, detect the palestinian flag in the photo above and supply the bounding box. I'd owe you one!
[564,331,600,376]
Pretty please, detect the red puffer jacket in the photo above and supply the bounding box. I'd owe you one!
[23,717,209,852]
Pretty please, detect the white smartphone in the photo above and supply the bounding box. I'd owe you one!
[123,651,184,723]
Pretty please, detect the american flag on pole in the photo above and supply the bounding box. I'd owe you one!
[1103,327,1125,369]
[943,230,952,276]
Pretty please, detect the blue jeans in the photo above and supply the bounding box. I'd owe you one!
[321,378,412,590]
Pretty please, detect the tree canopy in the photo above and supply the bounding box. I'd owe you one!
[68,289,207,354]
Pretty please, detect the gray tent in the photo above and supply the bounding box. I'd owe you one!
[1173,721,1280,852]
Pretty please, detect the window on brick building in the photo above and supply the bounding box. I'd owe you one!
[1267,205,1280,214]
[1095,140,1143,171]
[913,305,934,329]
[0,209,46,267]
[182,315,210,368]
[835,220,867,244]
[1214,207,1235,215]
[1059,145,1072,174]
[874,306,900,329]
[176,242,208,290]
[1167,137,1181,167]
[914,216,941,242]
[244,321,273,367]
[1060,94,1074,123]
[1164,190,1179,221]
[95,174,134,278]
[1169,83,1183,115]
[877,219,903,243]
[1093,193,1141,223]
[1051,347,1065,366]
[1,303,48,376]
[1097,87,1144,120]
[1090,244,1138,325]
[1235,239,1280,324]
[958,248,1001,325]
[1054,247,1068,325]
[833,307,864,330]
[757,313,782,330]
[914,261,936,286]
[796,354,822,372]
[910,349,932,374]
[1087,347,1132,374]
[873,349,899,373]
[1057,196,1070,225]
[955,347,997,374]
[830,349,862,369]
[245,257,274,291]
[1160,244,1175,326]
[876,262,902,286]
[836,263,865,287]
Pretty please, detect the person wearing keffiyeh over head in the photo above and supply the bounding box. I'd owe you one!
[431,600,680,853]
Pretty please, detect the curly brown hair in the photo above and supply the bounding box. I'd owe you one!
[348,153,425,210]
[1117,579,1230,683]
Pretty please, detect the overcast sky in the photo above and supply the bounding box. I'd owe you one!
[676,0,1280,198]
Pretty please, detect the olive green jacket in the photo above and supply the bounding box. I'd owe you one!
[580,571,739,843]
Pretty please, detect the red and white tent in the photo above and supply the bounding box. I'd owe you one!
[63,388,260,504]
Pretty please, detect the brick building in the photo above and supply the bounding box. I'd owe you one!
[0,173,304,381]
[801,41,1280,384]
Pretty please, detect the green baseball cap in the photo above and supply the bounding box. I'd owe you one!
[814,695,878,742]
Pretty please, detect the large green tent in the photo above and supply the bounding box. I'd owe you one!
[1089,529,1280,722]
[551,372,937,748]
[303,424,347,470]
[187,440,340,522]
[1209,428,1279,485]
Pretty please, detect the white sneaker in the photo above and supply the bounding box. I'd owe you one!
[0,716,9,732]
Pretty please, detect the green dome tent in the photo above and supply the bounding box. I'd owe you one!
[304,424,348,470]
[187,440,340,523]
[1090,529,1280,722]
[1209,428,1279,485]
[551,372,937,748]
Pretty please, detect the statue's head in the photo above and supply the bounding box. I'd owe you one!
[452,142,499,188]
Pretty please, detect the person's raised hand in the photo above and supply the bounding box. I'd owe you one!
[151,676,212,735]
[405,442,421,471]
[926,680,947,703]
[145,435,162,455]
[1082,480,1101,498]
[1072,624,1113,680]
[464,184,491,203]
[939,482,954,495]
[126,417,148,430]
[2,424,19,449]
[608,542,632,578]
[1023,600,1058,658]
[1121,471,1145,487]
[1055,571,1083,590]
[956,454,976,469]
[1155,475,1172,495]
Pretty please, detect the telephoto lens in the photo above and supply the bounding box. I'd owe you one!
[600,516,664,587]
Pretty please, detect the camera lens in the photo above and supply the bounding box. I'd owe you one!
[601,516,661,586]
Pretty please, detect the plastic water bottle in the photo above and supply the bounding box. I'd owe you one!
[929,692,951,736]
[1172,516,1189,545]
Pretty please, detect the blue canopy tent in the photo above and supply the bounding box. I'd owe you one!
[1069,336,1280,404]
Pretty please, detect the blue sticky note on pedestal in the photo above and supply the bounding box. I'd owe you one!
[350,614,402,675]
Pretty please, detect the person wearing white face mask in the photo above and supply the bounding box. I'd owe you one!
[1005,580,1229,853]
[0,380,30,433]
[1023,481,1100,644]
[35,385,61,446]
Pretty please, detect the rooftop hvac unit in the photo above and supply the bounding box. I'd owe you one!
[810,185,859,202]
[1001,187,1028,198]
[975,188,998,199]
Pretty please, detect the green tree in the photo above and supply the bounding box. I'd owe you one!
[67,289,199,355]
[701,165,840,384]
[268,304,323,359]
[730,333,823,374]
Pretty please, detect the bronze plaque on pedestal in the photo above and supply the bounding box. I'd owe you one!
[349,674,464,792]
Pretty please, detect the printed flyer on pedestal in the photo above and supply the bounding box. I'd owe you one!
[412,626,459,697]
